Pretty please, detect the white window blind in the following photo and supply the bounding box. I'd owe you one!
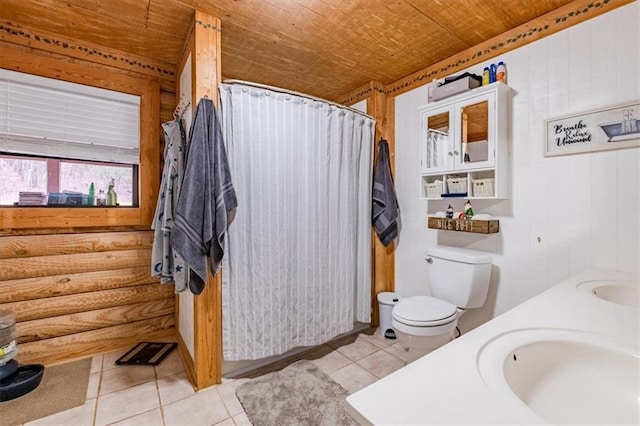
[0,69,140,164]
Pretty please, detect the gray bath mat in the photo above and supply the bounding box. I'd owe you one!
[236,360,358,426]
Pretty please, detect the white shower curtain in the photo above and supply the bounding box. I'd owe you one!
[426,130,449,169]
[219,82,374,361]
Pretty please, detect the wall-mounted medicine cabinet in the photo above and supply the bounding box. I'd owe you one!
[419,82,510,199]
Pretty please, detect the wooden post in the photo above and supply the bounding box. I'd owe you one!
[192,11,222,390]
[368,82,395,326]
[174,10,223,390]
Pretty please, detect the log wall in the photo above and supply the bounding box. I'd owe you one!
[0,231,175,365]
[0,28,181,365]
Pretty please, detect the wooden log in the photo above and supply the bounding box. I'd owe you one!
[0,226,149,237]
[190,11,222,390]
[17,299,175,343]
[1,283,174,322]
[369,86,393,327]
[161,90,177,116]
[427,217,500,234]
[15,316,175,366]
[0,206,142,231]
[0,266,159,303]
[161,88,177,123]
[0,249,152,281]
[0,231,153,259]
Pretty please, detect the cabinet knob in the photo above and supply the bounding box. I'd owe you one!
[448,151,453,157]
[454,150,459,156]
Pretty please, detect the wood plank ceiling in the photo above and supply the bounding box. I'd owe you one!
[0,0,576,100]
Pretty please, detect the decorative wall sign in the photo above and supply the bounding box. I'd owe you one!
[544,101,640,157]
[427,217,499,234]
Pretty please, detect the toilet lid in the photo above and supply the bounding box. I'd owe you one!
[392,296,457,327]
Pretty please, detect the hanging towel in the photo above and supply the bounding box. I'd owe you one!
[372,138,399,246]
[171,97,238,295]
[151,118,190,292]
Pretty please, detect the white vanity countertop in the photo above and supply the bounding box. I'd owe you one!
[346,269,640,425]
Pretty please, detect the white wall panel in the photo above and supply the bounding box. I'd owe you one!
[394,86,430,297]
[394,2,640,331]
[615,149,640,272]
[615,8,640,101]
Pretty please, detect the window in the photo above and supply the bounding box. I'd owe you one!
[0,154,136,206]
[0,69,140,207]
[0,48,159,229]
[59,160,135,206]
[0,155,47,205]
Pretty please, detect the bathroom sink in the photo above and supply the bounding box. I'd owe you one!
[477,329,639,424]
[576,280,640,308]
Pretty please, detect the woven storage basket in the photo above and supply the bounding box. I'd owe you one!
[446,177,468,194]
[424,181,443,198]
[472,178,495,197]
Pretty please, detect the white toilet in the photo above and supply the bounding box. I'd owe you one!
[391,246,492,363]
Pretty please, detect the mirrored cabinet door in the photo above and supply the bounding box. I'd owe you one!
[455,92,495,170]
[418,82,509,200]
[420,104,454,173]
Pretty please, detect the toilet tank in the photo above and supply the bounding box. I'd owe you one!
[425,246,492,309]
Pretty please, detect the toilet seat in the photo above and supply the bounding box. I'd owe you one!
[392,295,458,327]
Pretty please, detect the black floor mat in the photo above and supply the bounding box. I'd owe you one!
[115,342,177,366]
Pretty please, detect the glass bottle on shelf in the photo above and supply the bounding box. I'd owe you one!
[88,182,95,206]
[97,189,106,206]
[107,178,117,206]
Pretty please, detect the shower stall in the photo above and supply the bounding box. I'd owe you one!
[218,81,375,374]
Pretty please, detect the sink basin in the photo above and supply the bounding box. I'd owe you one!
[478,329,639,424]
[577,280,640,308]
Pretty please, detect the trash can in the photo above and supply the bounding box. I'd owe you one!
[377,292,401,339]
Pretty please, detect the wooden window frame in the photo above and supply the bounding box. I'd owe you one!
[0,45,159,229]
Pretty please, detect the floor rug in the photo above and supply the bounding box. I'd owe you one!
[2,358,91,426]
[115,342,177,366]
[236,360,358,426]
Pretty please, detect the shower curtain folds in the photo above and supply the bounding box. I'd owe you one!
[219,82,374,361]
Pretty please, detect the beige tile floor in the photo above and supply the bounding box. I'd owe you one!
[23,329,407,426]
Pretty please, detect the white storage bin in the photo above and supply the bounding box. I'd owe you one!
[472,178,495,197]
[447,177,468,194]
[424,180,443,198]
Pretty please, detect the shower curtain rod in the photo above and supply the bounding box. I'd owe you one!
[428,128,449,136]
[222,79,375,120]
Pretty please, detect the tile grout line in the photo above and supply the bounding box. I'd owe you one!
[91,355,104,426]
[215,386,234,425]
[154,365,168,426]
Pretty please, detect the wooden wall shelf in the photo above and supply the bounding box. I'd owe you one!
[427,217,499,234]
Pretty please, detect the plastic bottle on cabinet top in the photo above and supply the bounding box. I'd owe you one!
[496,61,506,83]
[489,63,497,83]
[482,67,490,86]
